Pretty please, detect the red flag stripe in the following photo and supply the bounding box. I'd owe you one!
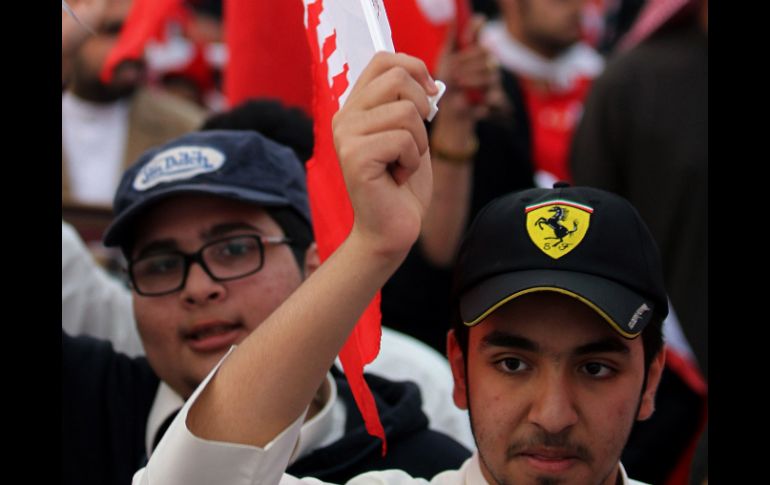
[100,0,186,83]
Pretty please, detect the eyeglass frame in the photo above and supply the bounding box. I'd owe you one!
[127,234,293,297]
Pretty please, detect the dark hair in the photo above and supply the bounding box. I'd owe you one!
[200,98,314,163]
[264,206,314,271]
[450,296,665,373]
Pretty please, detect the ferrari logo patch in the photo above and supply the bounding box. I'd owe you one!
[526,200,593,259]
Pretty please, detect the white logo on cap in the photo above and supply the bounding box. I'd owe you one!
[133,146,225,191]
[628,303,651,330]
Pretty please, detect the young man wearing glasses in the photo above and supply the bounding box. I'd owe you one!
[62,128,470,485]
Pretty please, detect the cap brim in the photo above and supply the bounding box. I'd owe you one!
[103,183,293,247]
[459,270,656,338]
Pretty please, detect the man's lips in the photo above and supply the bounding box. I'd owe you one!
[183,321,245,352]
[515,448,581,474]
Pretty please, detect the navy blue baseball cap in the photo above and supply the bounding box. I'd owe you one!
[453,183,668,338]
[103,130,311,248]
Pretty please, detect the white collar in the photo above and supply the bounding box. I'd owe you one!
[146,373,344,462]
[145,382,185,457]
[287,372,345,464]
[480,20,604,90]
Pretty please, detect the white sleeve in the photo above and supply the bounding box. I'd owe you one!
[61,221,145,356]
[132,347,310,485]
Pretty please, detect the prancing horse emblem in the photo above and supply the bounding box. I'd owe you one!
[526,200,593,259]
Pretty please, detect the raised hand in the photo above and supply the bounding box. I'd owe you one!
[333,52,439,261]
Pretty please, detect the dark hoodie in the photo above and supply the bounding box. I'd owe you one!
[288,367,472,482]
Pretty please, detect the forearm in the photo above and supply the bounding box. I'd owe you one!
[186,231,407,447]
[421,160,472,266]
[420,117,475,266]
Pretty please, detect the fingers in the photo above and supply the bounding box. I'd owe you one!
[447,46,499,90]
[460,14,487,47]
[334,52,435,187]
[346,99,430,156]
[346,52,438,114]
[335,127,423,189]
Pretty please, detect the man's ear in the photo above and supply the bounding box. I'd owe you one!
[303,242,320,278]
[637,347,666,421]
[447,329,469,410]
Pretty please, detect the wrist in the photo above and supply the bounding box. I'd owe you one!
[430,135,479,165]
[346,223,414,272]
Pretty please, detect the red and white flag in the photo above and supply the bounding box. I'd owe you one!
[302,0,398,454]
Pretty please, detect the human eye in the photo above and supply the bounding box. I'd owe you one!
[137,255,181,276]
[580,362,615,378]
[495,357,531,374]
[216,237,259,258]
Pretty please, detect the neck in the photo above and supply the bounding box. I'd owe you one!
[503,17,563,60]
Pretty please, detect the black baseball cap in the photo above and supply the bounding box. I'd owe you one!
[103,130,311,248]
[453,183,668,338]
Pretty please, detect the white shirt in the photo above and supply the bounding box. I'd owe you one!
[133,351,649,485]
[61,221,144,356]
[62,91,130,206]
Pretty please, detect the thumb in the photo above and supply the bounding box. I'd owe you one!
[461,14,487,48]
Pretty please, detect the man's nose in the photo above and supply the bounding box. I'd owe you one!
[527,372,579,434]
[179,262,226,306]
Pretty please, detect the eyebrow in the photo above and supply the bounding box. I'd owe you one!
[573,337,630,356]
[201,222,264,239]
[480,331,540,352]
[133,239,178,259]
[478,331,630,358]
[134,222,264,259]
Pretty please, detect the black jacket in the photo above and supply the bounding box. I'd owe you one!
[62,331,159,485]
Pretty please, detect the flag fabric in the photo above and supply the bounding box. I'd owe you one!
[384,0,452,74]
[223,0,461,113]
[302,0,399,455]
[224,0,314,113]
[100,0,187,83]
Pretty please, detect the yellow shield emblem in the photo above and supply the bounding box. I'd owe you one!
[526,200,593,259]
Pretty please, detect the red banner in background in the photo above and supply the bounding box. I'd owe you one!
[100,0,186,83]
[224,0,313,113]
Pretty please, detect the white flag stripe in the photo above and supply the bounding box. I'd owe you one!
[416,0,455,23]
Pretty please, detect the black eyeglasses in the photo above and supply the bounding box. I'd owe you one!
[128,235,292,296]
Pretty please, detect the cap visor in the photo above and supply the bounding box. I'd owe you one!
[459,270,655,338]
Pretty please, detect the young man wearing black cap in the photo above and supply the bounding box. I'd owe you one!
[62,125,471,483]
[133,52,664,485]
